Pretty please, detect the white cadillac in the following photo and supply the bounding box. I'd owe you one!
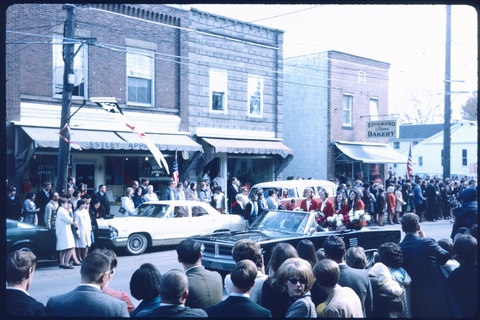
[96,201,245,255]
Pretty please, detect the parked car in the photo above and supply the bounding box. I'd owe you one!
[249,179,337,208]
[96,200,246,255]
[188,209,401,273]
[6,219,57,261]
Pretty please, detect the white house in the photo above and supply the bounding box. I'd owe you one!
[389,122,477,179]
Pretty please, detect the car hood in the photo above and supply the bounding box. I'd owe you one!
[191,228,299,244]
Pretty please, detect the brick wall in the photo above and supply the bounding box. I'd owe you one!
[186,9,284,137]
[5,3,188,122]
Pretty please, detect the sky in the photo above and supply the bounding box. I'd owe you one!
[188,4,477,122]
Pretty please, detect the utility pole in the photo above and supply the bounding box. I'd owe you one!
[56,4,76,194]
[443,4,451,181]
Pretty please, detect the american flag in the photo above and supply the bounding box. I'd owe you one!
[172,149,179,185]
[406,143,413,180]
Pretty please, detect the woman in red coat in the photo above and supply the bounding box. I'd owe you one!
[300,187,320,212]
[348,189,365,212]
[386,186,397,225]
[320,189,335,217]
[332,192,349,225]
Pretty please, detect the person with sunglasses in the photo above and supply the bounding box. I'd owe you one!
[276,258,317,318]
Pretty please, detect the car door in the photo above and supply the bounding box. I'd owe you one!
[188,204,221,235]
[149,204,194,243]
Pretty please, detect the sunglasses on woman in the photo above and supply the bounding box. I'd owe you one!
[288,278,308,285]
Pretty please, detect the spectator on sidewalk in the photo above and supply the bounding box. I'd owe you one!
[176,239,223,310]
[6,250,47,317]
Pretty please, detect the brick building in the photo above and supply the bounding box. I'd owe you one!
[6,4,291,200]
[283,51,406,183]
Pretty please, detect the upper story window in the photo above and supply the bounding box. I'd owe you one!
[52,34,88,98]
[462,149,467,166]
[369,98,379,121]
[418,156,423,166]
[393,141,400,149]
[412,141,419,146]
[343,94,353,126]
[358,71,366,84]
[127,48,154,105]
[210,69,228,113]
[248,76,263,117]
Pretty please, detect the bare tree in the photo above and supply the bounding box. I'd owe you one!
[393,91,444,124]
[460,91,477,121]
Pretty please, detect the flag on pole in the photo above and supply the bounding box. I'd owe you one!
[406,143,413,180]
[172,149,179,185]
[91,97,170,174]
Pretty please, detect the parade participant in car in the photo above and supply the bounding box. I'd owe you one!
[300,187,320,212]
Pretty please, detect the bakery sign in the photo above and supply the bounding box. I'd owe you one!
[366,120,399,138]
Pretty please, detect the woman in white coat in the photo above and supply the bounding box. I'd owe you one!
[121,187,136,215]
[74,199,92,261]
[55,197,78,269]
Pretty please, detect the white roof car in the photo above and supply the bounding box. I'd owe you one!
[96,200,246,255]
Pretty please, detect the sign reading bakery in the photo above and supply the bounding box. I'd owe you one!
[366,120,399,138]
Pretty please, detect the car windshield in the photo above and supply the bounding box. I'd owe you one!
[136,203,170,218]
[252,210,309,234]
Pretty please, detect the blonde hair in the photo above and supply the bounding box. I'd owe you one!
[276,257,314,293]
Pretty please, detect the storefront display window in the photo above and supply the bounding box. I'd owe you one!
[105,155,175,187]
[21,154,58,193]
[227,157,272,187]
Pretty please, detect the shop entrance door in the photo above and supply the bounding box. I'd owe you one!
[74,162,96,194]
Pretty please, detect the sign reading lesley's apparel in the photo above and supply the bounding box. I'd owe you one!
[366,120,398,138]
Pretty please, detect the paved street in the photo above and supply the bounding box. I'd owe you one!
[28,219,455,308]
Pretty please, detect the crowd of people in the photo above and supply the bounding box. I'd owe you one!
[6,172,478,317]
[7,213,477,317]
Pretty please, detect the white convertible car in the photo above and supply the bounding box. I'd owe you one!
[96,201,246,255]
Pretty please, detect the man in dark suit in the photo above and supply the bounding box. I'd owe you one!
[46,252,129,317]
[162,180,179,201]
[399,213,461,318]
[176,239,223,310]
[425,179,438,221]
[323,235,373,317]
[207,259,272,318]
[6,250,47,317]
[6,186,22,220]
[135,269,208,317]
[140,178,149,195]
[244,193,259,226]
[93,184,110,216]
[227,177,239,213]
[35,181,53,227]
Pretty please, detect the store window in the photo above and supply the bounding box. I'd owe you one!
[105,155,175,192]
[227,157,273,187]
[21,154,58,193]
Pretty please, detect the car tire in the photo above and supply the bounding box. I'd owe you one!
[10,244,35,255]
[125,233,148,255]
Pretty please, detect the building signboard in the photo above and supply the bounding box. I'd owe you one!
[367,120,399,138]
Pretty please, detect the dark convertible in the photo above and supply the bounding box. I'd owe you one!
[188,210,401,273]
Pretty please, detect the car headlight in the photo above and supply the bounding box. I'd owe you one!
[109,226,118,238]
